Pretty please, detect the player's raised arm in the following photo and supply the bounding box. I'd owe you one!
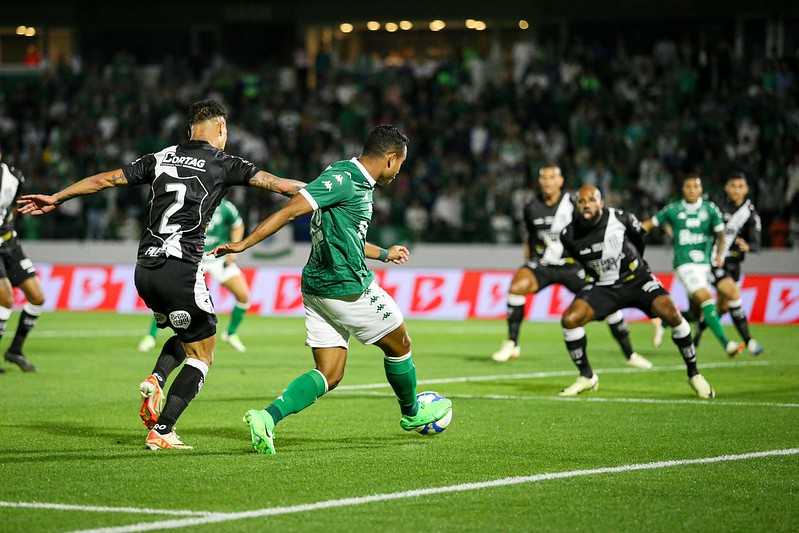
[365,242,409,264]
[18,169,128,215]
[210,192,314,257]
[248,171,306,198]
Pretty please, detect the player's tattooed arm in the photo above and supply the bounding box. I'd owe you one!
[249,171,306,197]
[18,169,128,215]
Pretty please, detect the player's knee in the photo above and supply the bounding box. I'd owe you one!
[561,311,583,330]
[27,292,45,306]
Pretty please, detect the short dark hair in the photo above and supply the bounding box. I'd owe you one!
[362,125,408,158]
[683,172,701,183]
[187,100,228,127]
[728,171,748,184]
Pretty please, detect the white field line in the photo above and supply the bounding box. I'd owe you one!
[335,360,778,391]
[337,390,799,409]
[0,501,214,517]
[65,448,799,533]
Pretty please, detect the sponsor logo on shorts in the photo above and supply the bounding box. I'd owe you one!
[169,310,191,329]
[153,312,167,325]
[19,258,34,272]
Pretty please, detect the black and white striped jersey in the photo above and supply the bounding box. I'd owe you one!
[715,197,761,264]
[0,161,24,248]
[522,192,575,266]
[123,140,259,267]
[560,208,649,286]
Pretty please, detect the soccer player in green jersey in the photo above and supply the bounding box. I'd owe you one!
[642,175,745,357]
[138,198,251,352]
[210,125,452,454]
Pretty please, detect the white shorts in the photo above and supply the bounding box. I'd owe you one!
[676,263,712,296]
[303,280,404,349]
[202,255,242,284]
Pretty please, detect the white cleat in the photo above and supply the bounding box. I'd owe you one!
[558,374,599,397]
[137,335,156,352]
[725,341,745,358]
[145,429,193,451]
[491,340,520,362]
[652,319,665,348]
[688,374,715,399]
[221,332,247,353]
[747,339,764,356]
[626,352,654,370]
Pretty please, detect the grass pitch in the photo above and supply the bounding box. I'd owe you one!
[0,311,797,532]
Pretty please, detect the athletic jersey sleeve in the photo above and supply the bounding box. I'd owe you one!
[746,205,762,253]
[559,225,577,261]
[221,155,260,186]
[709,202,725,233]
[299,168,356,211]
[621,210,646,255]
[650,203,673,227]
[122,154,157,185]
[225,201,243,228]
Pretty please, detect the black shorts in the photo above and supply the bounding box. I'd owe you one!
[575,272,670,320]
[134,260,217,343]
[713,262,741,284]
[0,240,38,287]
[523,260,586,294]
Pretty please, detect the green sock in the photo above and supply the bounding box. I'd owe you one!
[227,301,249,335]
[266,369,327,425]
[701,300,729,347]
[384,354,418,416]
[148,318,158,337]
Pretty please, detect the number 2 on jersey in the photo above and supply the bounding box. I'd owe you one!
[159,183,186,234]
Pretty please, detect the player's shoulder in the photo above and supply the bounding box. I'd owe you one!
[0,161,24,182]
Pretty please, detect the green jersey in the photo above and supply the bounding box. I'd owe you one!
[652,198,724,267]
[299,158,376,297]
[204,199,243,252]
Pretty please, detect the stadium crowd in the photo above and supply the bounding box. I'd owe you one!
[1,34,798,247]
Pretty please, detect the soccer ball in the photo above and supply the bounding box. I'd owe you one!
[414,391,452,435]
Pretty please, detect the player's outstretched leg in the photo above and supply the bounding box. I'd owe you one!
[139,335,187,428]
[4,302,42,372]
[492,294,525,362]
[651,317,665,348]
[222,301,250,352]
[667,314,714,399]
[147,357,208,450]
[699,298,743,357]
[245,368,329,454]
[606,310,653,369]
[726,298,763,355]
[559,326,599,396]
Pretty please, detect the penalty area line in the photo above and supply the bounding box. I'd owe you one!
[0,501,215,517]
[70,448,799,533]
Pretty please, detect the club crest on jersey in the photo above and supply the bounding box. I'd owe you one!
[169,310,191,329]
[153,312,167,325]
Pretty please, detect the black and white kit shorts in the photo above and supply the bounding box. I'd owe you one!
[712,261,742,284]
[0,240,38,287]
[575,272,670,321]
[134,259,217,343]
[523,260,586,294]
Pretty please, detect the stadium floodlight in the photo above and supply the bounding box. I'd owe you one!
[519,19,530,29]
[399,20,413,30]
[386,22,399,32]
[429,20,446,31]
[340,23,354,33]
[367,21,381,31]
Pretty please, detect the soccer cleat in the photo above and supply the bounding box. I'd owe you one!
[626,352,654,370]
[145,429,193,450]
[4,351,36,372]
[491,340,520,362]
[558,374,599,397]
[747,339,764,356]
[688,374,715,399]
[652,319,665,348]
[400,396,453,431]
[137,335,156,352]
[221,332,247,353]
[243,409,276,454]
[725,341,745,358]
[139,375,164,429]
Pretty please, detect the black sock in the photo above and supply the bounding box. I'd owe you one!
[507,303,525,345]
[155,363,205,434]
[9,308,39,354]
[681,309,698,323]
[608,319,634,358]
[565,334,593,378]
[672,332,699,378]
[729,305,751,343]
[151,336,187,389]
